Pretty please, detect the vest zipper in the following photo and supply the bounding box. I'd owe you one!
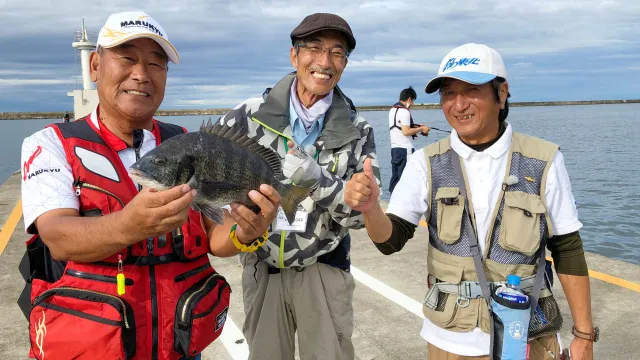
[147,233,159,360]
[133,129,143,192]
[130,129,160,358]
[73,179,125,208]
[65,269,133,285]
[180,274,225,323]
[174,263,211,283]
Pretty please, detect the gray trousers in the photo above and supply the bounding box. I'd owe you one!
[240,252,355,360]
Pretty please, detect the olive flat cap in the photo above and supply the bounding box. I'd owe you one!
[290,13,356,51]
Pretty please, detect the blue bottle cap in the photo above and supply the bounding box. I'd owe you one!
[507,274,521,286]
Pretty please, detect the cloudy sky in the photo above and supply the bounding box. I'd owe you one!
[1,0,639,112]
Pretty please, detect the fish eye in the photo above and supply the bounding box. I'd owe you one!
[152,155,167,166]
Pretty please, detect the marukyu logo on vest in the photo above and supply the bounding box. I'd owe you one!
[23,146,61,181]
[23,146,42,180]
[442,57,480,72]
[26,168,61,181]
[120,15,163,37]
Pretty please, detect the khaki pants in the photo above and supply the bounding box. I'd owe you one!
[427,335,561,360]
[240,252,355,360]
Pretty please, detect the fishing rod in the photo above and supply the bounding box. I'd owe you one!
[429,127,451,133]
[412,123,451,135]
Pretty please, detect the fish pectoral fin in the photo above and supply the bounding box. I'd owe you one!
[193,200,225,225]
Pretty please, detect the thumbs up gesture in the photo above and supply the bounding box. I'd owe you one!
[345,158,380,213]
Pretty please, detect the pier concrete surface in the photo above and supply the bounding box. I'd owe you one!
[0,171,637,359]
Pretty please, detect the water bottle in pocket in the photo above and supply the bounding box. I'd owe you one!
[491,275,532,360]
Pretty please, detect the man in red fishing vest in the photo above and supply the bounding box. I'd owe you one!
[18,11,280,360]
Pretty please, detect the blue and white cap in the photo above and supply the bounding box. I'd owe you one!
[425,43,507,94]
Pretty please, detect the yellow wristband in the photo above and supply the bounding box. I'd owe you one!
[230,223,268,253]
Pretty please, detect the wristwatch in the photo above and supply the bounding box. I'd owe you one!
[571,325,599,342]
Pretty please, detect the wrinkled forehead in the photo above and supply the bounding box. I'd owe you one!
[300,30,348,48]
[440,77,490,91]
[103,38,168,61]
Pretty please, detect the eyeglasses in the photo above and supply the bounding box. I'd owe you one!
[297,42,350,60]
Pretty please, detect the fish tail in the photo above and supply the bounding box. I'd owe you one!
[279,183,310,224]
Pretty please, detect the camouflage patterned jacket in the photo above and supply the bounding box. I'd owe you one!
[218,72,381,269]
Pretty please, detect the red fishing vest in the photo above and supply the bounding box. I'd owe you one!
[18,117,231,360]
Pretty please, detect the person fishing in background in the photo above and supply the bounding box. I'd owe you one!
[388,86,430,194]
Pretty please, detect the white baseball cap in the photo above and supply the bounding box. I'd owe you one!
[96,11,180,64]
[425,43,506,94]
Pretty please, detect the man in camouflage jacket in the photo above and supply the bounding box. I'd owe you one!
[216,13,380,360]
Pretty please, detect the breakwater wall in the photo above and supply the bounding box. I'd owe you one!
[2,99,639,120]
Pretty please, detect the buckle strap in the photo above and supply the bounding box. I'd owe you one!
[459,281,485,299]
[427,274,547,302]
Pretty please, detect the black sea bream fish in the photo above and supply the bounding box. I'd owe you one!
[128,121,309,225]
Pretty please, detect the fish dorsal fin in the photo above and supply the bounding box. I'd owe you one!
[200,119,283,177]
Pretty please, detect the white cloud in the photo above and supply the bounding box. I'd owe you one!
[2,0,637,58]
[0,79,71,86]
[347,59,437,72]
[513,65,640,77]
[163,80,275,108]
[170,83,272,93]
[0,70,46,76]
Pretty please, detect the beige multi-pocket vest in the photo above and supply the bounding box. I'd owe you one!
[422,131,563,339]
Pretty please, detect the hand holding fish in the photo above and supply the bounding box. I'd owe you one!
[283,141,322,189]
[119,184,197,243]
[229,184,281,243]
[128,122,310,228]
[344,158,379,214]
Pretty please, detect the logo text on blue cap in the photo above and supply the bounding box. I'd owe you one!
[443,57,480,72]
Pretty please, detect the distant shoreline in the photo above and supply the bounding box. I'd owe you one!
[1,98,638,120]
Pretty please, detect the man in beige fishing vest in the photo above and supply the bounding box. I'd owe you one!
[344,43,597,359]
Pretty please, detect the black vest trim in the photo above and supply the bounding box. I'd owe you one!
[55,117,107,146]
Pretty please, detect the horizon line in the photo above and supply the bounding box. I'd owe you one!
[1,98,639,120]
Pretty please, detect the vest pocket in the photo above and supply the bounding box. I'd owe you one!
[173,211,210,260]
[422,291,459,327]
[423,255,476,331]
[528,295,563,339]
[499,191,547,256]
[435,187,465,244]
[29,287,136,360]
[174,272,231,358]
